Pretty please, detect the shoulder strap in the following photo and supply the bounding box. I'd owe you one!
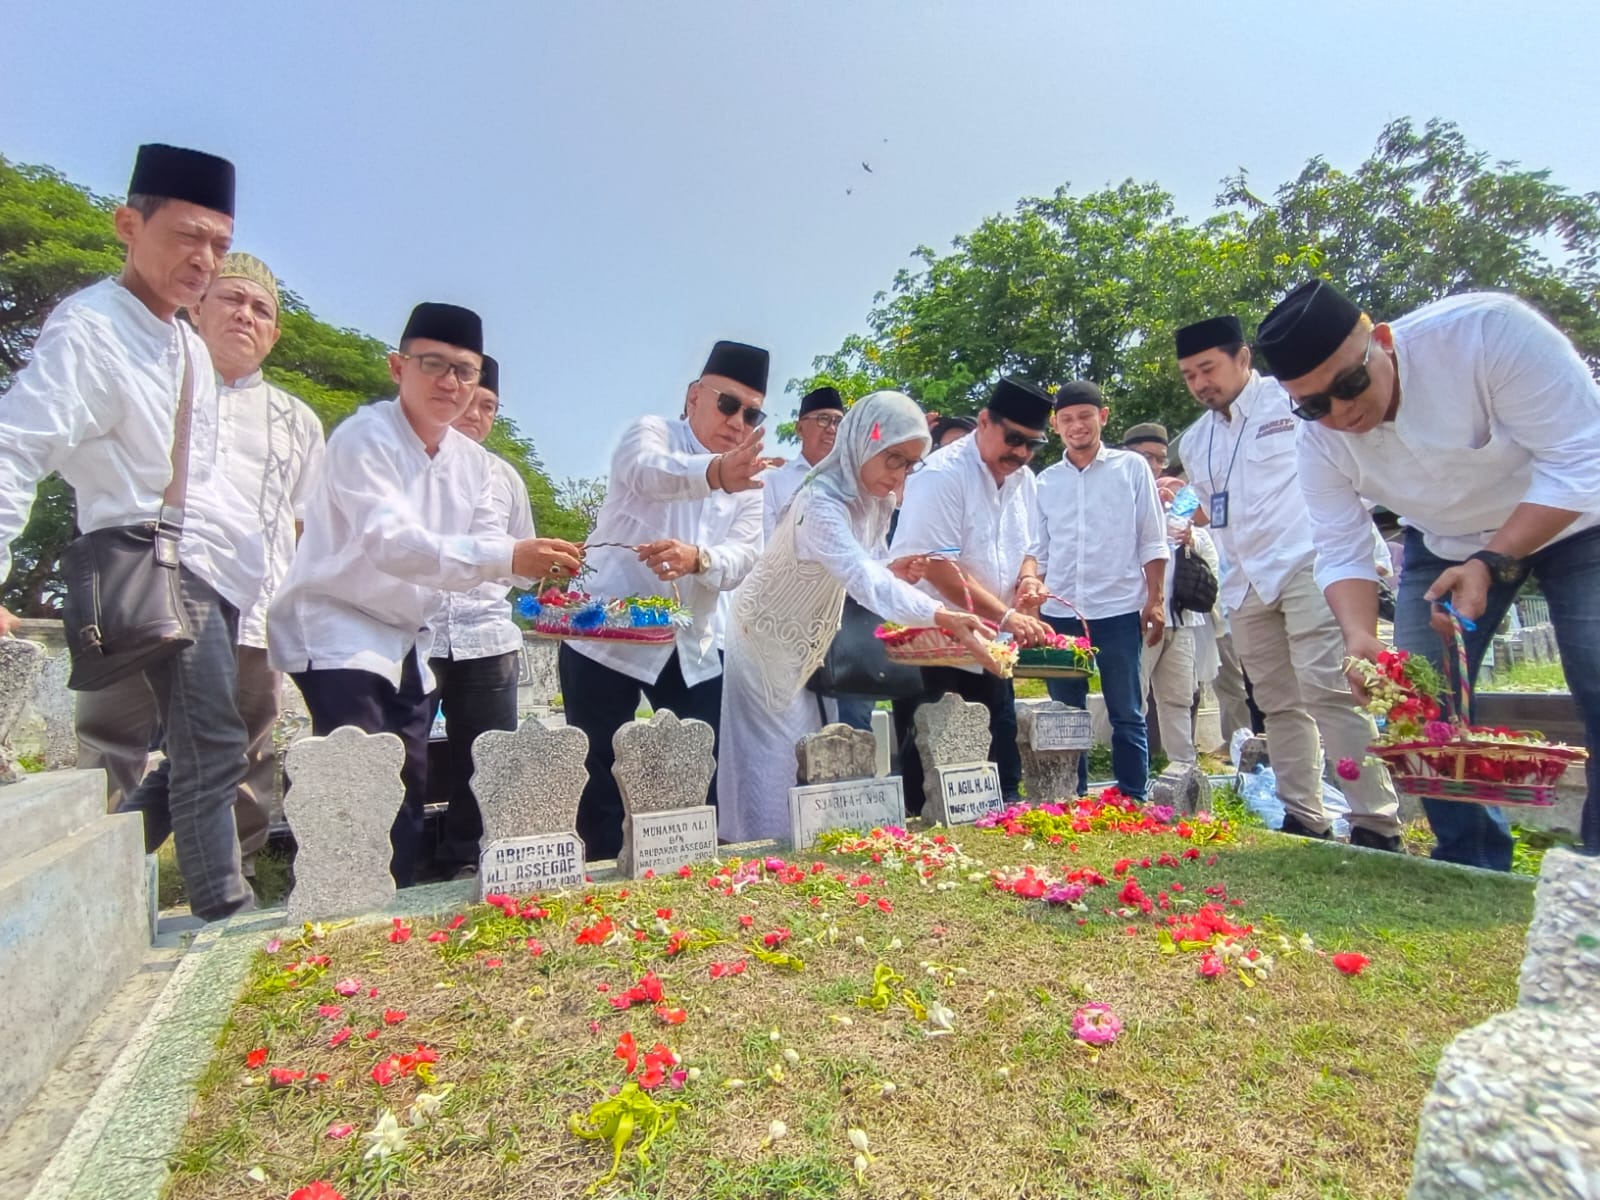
[160,328,195,525]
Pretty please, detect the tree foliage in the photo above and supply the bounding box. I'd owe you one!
[794,118,1600,464]
[0,152,583,613]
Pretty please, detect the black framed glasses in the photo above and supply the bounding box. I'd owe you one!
[398,352,482,386]
[801,413,844,430]
[708,386,766,427]
[1290,334,1373,421]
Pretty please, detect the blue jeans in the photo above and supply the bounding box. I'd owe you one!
[1043,611,1148,800]
[1397,526,1600,868]
[834,696,876,732]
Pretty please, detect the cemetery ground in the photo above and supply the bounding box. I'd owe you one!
[165,800,1533,1200]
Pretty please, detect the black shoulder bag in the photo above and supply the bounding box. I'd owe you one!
[806,597,926,700]
[60,335,196,690]
[1170,545,1219,619]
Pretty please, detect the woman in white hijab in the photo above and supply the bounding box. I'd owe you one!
[717,391,995,843]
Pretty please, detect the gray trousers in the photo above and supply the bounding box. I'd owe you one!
[107,569,254,921]
[77,644,277,868]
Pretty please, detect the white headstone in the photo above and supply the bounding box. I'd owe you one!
[471,721,589,897]
[928,761,1003,826]
[283,726,406,923]
[870,708,892,778]
[911,692,993,814]
[789,777,906,849]
[1015,701,1087,804]
[613,710,720,877]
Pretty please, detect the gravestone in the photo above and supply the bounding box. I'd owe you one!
[914,693,1004,825]
[789,723,905,850]
[1147,762,1212,815]
[471,721,589,895]
[282,726,406,923]
[1236,735,1270,777]
[1409,849,1600,1198]
[613,709,719,877]
[1015,701,1088,803]
[796,722,876,784]
[31,652,77,769]
[869,709,892,777]
[0,638,46,783]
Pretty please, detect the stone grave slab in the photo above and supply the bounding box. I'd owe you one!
[1148,763,1212,815]
[928,761,1004,826]
[789,777,905,849]
[613,709,719,877]
[283,726,405,923]
[1016,701,1087,804]
[471,721,589,896]
[0,638,46,783]
[912,692,993,814]
[795,722,876,784]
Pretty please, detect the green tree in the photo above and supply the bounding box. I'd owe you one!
[798,118,1600,458]
[0,152,582,613]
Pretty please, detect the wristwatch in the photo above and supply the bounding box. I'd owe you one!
[1468,550,1524,585]
[695,546,712,575]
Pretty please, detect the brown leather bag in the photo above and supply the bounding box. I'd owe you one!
[60,335,196,690]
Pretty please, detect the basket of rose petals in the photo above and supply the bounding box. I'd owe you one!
[521,588,688,645]
[1014,595,1098,679]
[1348,625,1586,808]
[875,623,1019,676]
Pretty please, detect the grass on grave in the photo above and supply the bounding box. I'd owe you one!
[164,816,1533,1200]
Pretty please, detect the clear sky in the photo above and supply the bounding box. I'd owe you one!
[5,1,1599,482]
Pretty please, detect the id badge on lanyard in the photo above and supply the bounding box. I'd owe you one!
[1210,491,1229,529]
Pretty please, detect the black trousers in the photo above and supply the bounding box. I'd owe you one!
[428,649,521,870]
[558,645,722,860]
[898,667,1021,812]
[293,655,432,887]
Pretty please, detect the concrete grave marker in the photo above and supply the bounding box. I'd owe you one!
[0,639,46,784]
[1147,763,1212,816]
[31,652,77,769]
[911,692,994,816]
[283,726,405,923]
[929,762,1003,826]
[471,721,590,896]
[613,709,719,877]
[789,723,905,849]
[1016,701,1087,804]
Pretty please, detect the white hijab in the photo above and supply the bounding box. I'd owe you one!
[730,390,931,711]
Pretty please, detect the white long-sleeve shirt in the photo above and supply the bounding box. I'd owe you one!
[1298,292,1600,590]
[568,415,763,687]
[762,456,812,540]
[1177,370,1315,612]
[215,372,326,647]
[1034,446,1168,620]
[0,278,265,611]
[267,399,520,687]
[423,453,536,661]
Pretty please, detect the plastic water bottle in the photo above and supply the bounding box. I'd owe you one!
[1166,485,1199,545]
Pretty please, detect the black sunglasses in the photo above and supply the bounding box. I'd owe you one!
[710,387,766,427]
[1291,334,1374,421]
[1000,426,1048,452]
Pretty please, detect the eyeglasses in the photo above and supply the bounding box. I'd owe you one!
[398,352,482,386]
[883,450,925,475]
[1290,334,1373,421]
[1133,449,1169,469]
[707,388,766,427]
[1000,425,1049,452]
[801,413,843,430]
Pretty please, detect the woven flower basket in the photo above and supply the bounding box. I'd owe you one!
[1013,594,1098,681]
[1368,617,1586,809]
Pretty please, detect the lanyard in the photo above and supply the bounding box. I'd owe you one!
[1206,410,1250,495]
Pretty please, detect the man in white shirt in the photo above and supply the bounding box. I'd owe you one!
[75,252,327,874]
[1259,280,1600,867]
[0,144,263,920]
[422,355,535,876]
[269,303,581,886]
[560,340,770,859]
[893,377,1056,806]
[763,386,842,538]
[1122,423,1206,771]
[1032,384,1168,798]
[1175,314,1402,850]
